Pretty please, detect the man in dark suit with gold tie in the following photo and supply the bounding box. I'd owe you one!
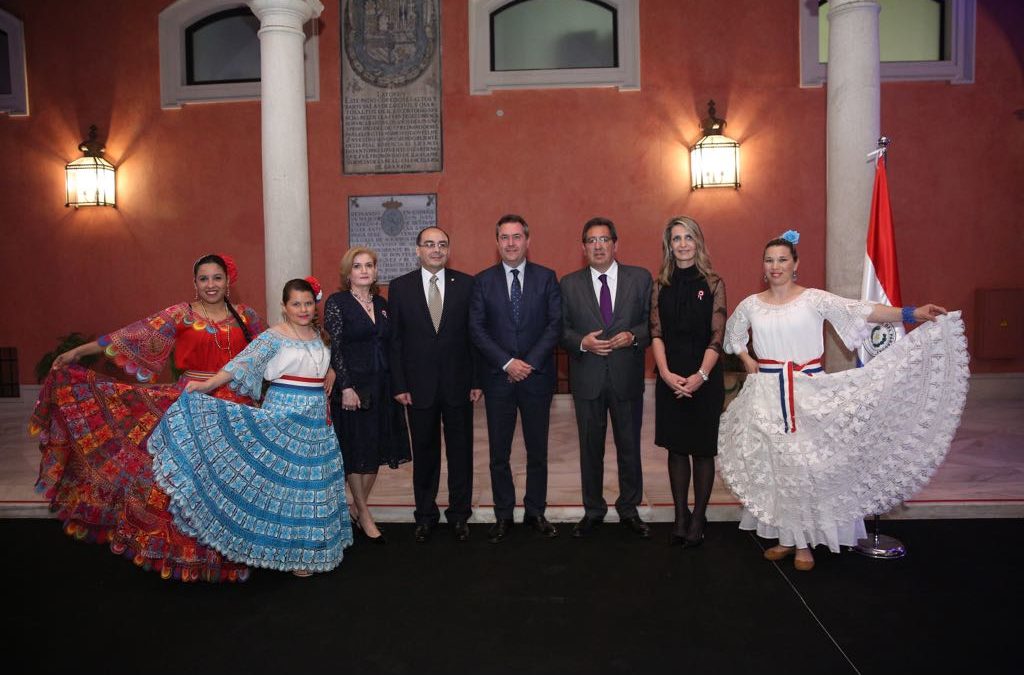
[469,214,562,543]
[389,226,481,543]
[560,217,653,538]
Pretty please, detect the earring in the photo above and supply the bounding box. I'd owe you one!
[792,272,798,280]
[225,286,231,299]
[763,274,768,283]
[194,287,199,300]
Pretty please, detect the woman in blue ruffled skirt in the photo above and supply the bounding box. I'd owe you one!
[147,277,353,577]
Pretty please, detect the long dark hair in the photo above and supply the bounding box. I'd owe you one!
[282,278,326,344]
[194,253,253,343]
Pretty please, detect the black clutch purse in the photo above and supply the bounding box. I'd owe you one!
[353,385,373,410]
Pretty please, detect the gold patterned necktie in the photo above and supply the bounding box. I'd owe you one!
[428,274,442,332]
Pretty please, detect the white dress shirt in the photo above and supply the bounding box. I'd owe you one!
[590,260,619,308]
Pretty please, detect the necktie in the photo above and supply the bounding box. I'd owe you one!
[599,273,613,327]
[428,274,442,332]
[510,269,522,325]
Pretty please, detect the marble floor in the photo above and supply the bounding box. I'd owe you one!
[3,380,1023,522]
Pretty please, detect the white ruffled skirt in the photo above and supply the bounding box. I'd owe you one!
[718,312,969,552]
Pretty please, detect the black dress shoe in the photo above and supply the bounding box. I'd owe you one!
[414,523,434,544]
[572,515,603,538]
[621,515,650,539]
[523,514,558,538]
[488,519,513,544]
[452,520,470,542]
[366,532,388,545]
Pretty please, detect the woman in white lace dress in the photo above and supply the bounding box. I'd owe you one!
[718,233,969,571]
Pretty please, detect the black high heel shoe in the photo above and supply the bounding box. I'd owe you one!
[682,515,706,549]
[669,512,691,546]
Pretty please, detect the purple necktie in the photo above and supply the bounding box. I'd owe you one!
[599,273,613,327]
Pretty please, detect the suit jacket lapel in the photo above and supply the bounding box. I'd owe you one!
[414,269,438,332]
[611,268,632,328]
[435,270,458,333]
[579,268,604,327]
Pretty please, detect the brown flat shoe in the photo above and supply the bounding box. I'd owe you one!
[794,556,815,571]
[763,545,795,561]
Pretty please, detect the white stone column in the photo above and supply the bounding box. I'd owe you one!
[248,0,323,318]
[825,0,880,371]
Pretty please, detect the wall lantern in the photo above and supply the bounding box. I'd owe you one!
[65,125,116,207]
[690,100,740,190]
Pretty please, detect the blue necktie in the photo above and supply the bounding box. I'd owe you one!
[510,269,522,325]
[599,273,613,327]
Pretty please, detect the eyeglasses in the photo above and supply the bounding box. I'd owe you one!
[419,241,449,250]
[584,236,614,245]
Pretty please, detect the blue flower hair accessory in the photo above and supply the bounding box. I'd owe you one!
[781,230,800,245]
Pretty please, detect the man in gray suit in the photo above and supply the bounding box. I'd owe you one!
[560,217,652,538]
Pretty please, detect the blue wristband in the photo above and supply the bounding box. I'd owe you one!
[902,306,917,324]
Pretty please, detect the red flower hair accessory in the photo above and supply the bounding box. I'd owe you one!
[218,253,239,285]
[305,275,323,302]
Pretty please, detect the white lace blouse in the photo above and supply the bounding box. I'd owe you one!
[724,288,873,364]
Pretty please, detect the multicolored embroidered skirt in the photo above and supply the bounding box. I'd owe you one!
[31,365,253,582]
[147,384,353,572]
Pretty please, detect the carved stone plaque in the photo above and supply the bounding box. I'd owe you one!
[341,0,442,174]
[347,194,437,283]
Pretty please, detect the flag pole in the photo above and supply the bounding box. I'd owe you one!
[855,135,906,560]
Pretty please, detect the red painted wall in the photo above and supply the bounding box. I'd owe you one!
[1,0,1021,384]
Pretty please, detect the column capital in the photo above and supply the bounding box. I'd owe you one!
[827,0,880,20]
[248,0,323,27]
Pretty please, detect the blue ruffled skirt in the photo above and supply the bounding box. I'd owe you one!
[147,384,352,572]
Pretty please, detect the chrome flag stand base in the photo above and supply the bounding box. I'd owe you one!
[855,515,906,559]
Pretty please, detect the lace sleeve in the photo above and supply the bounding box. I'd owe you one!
[97,302,190,382]
[223,331,281,399]
[809,289,874,350]
[323,293,351,389]
[649,282,663,340]
[724,296,753,355]
[708,276,727,354]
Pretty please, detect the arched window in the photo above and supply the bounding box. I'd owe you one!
[0,8,28,116]
[799,0,975,87]
[159,0,320,109]
[470,0,639,94]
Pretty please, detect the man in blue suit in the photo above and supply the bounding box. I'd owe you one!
[470,214,562,543]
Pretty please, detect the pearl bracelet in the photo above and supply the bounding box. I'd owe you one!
[697,368,709,382]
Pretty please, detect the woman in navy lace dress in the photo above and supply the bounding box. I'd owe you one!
[325,247,411,543]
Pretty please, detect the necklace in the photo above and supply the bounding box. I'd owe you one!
[286,321,326,373]
[351,289,375,317]
[197,302,232,352]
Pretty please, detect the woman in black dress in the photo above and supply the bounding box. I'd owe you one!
[650,217,726,547]
[325,247,411,543]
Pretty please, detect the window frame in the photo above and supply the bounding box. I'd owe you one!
[0,8,29,116]
[469,0,640,95]
[799,0,975,88]
[159,0,319,109]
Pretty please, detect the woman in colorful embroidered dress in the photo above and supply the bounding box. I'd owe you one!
[31,253,264,581]
[717,232,968,571]
[650,217,726,548]
[148,278,353,576]
[325,247,411,544]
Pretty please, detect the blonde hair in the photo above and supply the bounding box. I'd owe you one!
[658,216,718,286]
[339,246,380,294]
